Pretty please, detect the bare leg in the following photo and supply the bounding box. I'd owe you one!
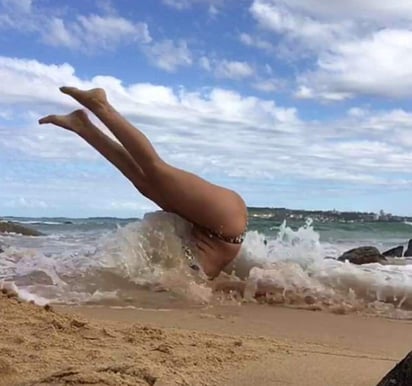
[59,87,160,171]
[58,87,247,237]
[38,110,170,210]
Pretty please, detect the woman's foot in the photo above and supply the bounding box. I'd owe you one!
[38,109,90,134]
[59,87,108,110]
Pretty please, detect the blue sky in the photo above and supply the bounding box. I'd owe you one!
[1,0,412,217]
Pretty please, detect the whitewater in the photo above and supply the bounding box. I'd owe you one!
[1,211,412,319]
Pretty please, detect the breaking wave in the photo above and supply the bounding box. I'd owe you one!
[1,212,412,318]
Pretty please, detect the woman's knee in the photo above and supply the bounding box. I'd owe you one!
[222,197,248,236]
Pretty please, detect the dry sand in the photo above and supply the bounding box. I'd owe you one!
[0,288,411,386]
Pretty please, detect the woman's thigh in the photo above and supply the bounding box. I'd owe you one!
[145,161,247,236]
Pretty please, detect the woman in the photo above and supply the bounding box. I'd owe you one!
[39,87,248,279]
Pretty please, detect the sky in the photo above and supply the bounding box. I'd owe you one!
[1,0,412,218]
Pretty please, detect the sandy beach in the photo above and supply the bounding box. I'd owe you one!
[1,288,409,386]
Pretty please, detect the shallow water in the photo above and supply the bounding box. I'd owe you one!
[1,211,412,319]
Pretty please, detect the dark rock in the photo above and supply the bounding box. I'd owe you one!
[0,222,43,236]
[404,240,412,257]
[377,350,412,385]
[337,246,387,265]
[382,246,404,257]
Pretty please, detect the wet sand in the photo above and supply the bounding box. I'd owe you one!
[1,288,410,386]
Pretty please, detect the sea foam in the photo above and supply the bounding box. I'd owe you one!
[1,212,412,318]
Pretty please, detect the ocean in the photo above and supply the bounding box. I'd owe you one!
[1,209,412,319]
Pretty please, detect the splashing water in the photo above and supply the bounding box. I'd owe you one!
[1,213,412,318]
[238,219,412,317]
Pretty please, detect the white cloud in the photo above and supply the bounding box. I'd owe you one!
[0,2,151,52]
[0,56,299,170]
[298,29,412,100]
[143,40,192,72]
[250,0,352,51]
[0,123,97,160]
[347,107,367,118]
[250,0,412,34]
[249,0,412,99]
[162,0,224,10]
[0,109,12,119]
[214,60,255,80]
[199,56,211,71]
[208,4,219,16]
[239,33,274,52]
[199,56,257,82]
[252,78,278,92]
[162,0,193,9]
[294,86,314,99]
[2,56,412,195]
[42,15,151,51]
[0,57,84,105]
[0,0,32,13]
[43,18,77,49]
[0,0,36,30]
[266,0,412,22]
[77,14,151,45]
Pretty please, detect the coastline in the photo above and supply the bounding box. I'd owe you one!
[1,290,409,386]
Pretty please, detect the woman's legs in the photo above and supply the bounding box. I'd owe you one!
[58,87,247,237]
[38,109,170,210]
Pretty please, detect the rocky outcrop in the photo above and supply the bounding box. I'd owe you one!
[382,246,404,257]
[404,240,412,257]
[337,246,387,265]
[377,350,412,385]
[0,222,43,236]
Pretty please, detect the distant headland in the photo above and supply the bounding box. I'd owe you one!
[1,208,412,224]
[247,207,412,223]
